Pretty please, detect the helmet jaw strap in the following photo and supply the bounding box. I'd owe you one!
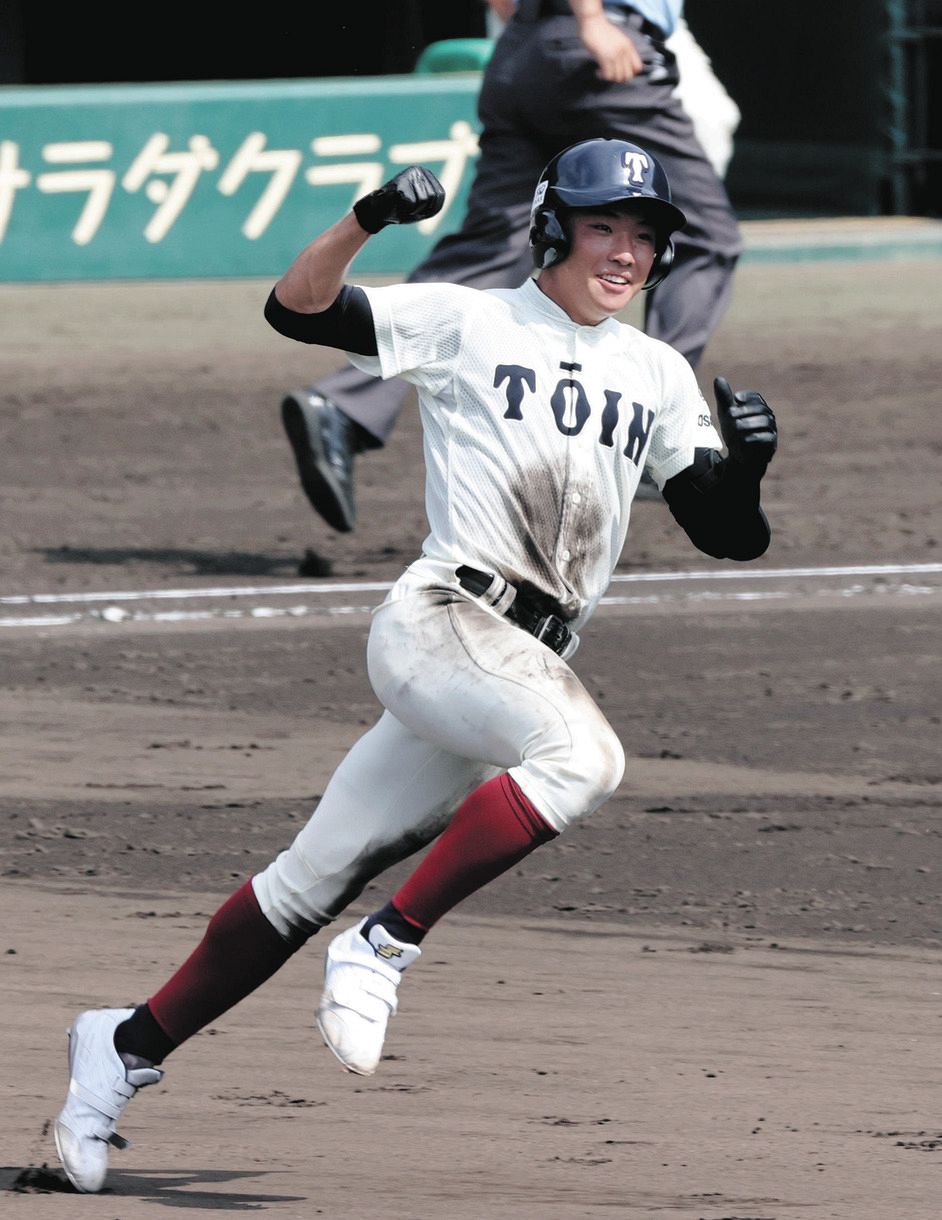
[642,238,675,291]
[530,208,568,269]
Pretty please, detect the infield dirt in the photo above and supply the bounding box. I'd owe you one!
[1,257,940,1218]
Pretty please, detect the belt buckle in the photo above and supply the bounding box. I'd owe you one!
[534,614,569,656]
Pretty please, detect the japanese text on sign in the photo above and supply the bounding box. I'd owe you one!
[0,122,480,246]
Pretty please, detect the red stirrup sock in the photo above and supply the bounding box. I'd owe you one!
[392,773,558,931]
[145,880,300,1048]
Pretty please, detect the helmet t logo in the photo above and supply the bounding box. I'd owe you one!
[621,151,650,184]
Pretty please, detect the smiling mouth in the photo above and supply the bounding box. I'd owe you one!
[597,273,631,287]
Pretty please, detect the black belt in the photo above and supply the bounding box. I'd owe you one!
[456,565,572,657]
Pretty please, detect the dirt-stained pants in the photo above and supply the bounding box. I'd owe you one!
[252,568,624,941]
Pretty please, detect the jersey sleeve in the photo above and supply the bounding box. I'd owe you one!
[343,282,473,395]
[643,344,724,488]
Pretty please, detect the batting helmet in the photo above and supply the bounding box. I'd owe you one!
[529,138,687,289]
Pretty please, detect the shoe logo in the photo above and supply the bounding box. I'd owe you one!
[374,941,403,961]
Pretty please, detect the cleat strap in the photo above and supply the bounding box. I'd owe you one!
[70,1077,125,1121]
[70,1065,162,1118]
[328,977,398,1021]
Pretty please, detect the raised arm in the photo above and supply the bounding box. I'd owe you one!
[271,166,444,314]
[264,166,445,352]
[273,213,372,315]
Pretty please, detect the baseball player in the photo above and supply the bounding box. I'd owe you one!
[53,139,777,1191]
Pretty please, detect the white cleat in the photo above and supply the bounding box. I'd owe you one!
[53,1007,163,1193]
[315,918,421,1076]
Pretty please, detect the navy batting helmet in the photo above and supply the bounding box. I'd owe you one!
[529,138,686,289]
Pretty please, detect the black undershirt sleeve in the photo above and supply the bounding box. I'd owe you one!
[263,285,379,356]
[661,447,771,561]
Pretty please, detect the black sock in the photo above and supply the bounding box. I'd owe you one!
[361,901,426,947]
[114,1003,176,1066]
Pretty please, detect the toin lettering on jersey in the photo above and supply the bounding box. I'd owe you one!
[493,361,655,465]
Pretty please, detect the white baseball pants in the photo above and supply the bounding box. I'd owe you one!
[253,566,625,940]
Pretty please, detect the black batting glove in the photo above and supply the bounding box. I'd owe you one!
[713,376,778,473]
[353,166,445,234]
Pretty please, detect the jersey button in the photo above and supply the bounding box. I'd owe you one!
[561,549,572,561]
[571,492,582,504]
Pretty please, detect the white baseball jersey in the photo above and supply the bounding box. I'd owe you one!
[347,276,721,630]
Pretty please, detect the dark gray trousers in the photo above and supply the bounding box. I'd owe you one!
[315,9,742,444]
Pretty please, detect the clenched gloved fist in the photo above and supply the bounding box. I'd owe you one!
[353,166,445,234]
[713,377,778,472]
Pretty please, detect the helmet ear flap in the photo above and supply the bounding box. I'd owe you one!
[643,236,675,291]
[530,208,569,270]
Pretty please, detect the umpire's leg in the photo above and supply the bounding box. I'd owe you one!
[601,69,742,370]
[638,112,742,369]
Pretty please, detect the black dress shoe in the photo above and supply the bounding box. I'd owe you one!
[281,390,360,532]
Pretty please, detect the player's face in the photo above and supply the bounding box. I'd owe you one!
[538,208,658,326]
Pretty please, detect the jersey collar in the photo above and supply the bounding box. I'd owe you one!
[522,275,624,338]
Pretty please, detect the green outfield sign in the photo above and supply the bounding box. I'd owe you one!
[0,77,482,282]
